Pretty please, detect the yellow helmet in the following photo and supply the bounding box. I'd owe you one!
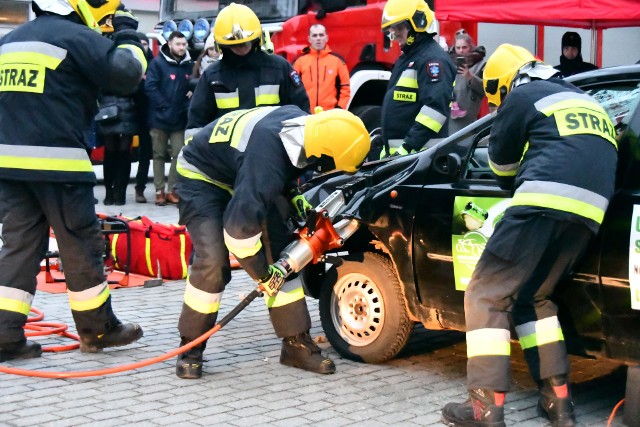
[304,109,370,173]
[34,0,120,32]
[381,0,435,33]
[483,44,539,107]
[213,3,262,46]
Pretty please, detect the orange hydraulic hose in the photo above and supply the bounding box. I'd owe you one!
[26,307,80,352]
[0,287,262,379]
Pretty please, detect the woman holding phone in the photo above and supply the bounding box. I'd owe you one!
[449,32,487,134]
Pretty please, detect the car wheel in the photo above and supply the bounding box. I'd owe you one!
[319,252,412,363]
[350,105,381,133]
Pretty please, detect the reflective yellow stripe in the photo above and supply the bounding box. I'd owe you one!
[397,69,418,88]
[511,192,605,223]
[215,92,240,109]
[145,235,153,276]
[516,317,565,349]
[179,233,187,279]
[177,165,234,194]
[489,160,518,176]
[68,281,110,312]
[0,286,34,316]
[554,107,617,148]
[255,93,280,105]
[416,113,443,132]
[112,234,120,269]
[466,328,511,358]
[0,156,93,172]
[224,229,262,259]
[183,281,222,314]
[0,297,31,315]
[0,51,63,69]
[264,285,305,308]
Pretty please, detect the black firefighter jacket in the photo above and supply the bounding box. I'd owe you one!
[0,14,145,184]
[177,105,308,280]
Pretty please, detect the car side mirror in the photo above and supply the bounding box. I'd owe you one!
[434,153,462,177]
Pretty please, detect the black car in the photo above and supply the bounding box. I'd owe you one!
[300,65,640,421]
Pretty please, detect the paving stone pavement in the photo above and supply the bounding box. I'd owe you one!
[0,181,631,426]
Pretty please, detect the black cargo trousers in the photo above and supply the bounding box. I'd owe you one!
[464,211,592,391]
[176,178,311,342]
[0,180,119,344]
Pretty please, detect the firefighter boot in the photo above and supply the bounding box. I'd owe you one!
[537,375,575,427]
[0,339,42,362]
[280,331,336,374]
[175,338,206,379]
[442,388,506,427]
[79,323,143,353]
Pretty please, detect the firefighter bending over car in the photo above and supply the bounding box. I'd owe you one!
[442,45,618,427]
[0,0,147,362]
[174,106,370,379]
[377,0,455,159]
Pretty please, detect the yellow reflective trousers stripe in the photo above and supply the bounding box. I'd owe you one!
[466,328,511,358]
[184,281,222,314]
[68,281,110,312]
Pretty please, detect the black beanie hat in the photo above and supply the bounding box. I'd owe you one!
[561,31,581,52]
[113,5,139,32]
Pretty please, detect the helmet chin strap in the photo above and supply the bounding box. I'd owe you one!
[75,0,101,32]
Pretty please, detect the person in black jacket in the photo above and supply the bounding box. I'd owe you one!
[174,106,370,379]
[0,0,146,362]
[145,31,193,206]
[554,32,598,78]
[378,0,455,159]
[96,6,140,205]
[186,3,309,138]
[442,44,617,427]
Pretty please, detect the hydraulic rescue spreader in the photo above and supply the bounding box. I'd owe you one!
[0,188,360,378]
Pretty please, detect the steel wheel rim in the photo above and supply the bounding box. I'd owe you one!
[330,272,385,346]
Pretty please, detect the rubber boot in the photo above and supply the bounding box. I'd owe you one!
[280,331,336,374]
[175,337,206,379]
[0,339,43,362]
[79,323,143,353]
[442,388,506,427]
[537,375,576,427]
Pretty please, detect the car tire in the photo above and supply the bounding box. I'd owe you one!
[319,252,412,363]
[350,105,381,133]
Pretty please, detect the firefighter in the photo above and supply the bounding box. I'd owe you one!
[441,44,618,427]
[186,2,310,138]
[0,0,147,362]
[377,0,455,159]
[174,106,370,379]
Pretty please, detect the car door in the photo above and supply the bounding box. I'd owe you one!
[412,118,512,330]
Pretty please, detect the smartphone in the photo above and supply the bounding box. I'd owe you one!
[456,56,466,67]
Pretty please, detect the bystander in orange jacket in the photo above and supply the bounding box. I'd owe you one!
[292,24,351,111]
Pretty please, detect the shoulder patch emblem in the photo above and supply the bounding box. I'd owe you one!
[290,70,302,87]
[426,62,441,79]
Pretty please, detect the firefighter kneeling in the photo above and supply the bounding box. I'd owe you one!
[174,106,370,379]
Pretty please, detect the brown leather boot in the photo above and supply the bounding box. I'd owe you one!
[166,191,180,205]
[280,331,335,374]
[155,189,166,206]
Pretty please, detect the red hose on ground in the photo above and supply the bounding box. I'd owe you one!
[0,288,261,379]
[25,307,80,352]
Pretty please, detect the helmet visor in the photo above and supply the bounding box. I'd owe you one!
[221,23,256,41]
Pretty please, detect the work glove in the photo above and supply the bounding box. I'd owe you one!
[258,264,286,297]
[291,193,313,221]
